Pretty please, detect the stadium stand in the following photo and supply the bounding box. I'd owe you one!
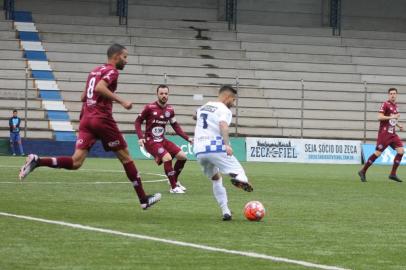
[1,0,406,143]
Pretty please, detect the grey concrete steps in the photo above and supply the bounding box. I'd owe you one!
[32,14,228,30]
[0,40,21,50]
[36,23,237,41]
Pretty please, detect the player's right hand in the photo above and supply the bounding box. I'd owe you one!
[393,113,400,119]
[121,101,133,110]
[225,145,233,156]
[138,139,146,147]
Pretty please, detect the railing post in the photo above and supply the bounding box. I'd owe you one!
[163,73,167,84]
[225,0,237,31]
[363,81,368,143]
[300,79,304,139]
[235,76,239,137]
[117,0,128,26]
[24,67,28,138]
[330,0,341,36]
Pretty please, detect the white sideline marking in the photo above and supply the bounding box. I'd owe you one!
[0,165,166,177]
[0,212,351,270]
[0,179,167,184]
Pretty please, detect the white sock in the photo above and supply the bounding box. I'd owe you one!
[212,178,230,215]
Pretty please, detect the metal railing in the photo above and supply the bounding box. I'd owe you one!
[3,0,14,20]
[330,0,342,36]
[225,0,237,31]
[116,0,128,26]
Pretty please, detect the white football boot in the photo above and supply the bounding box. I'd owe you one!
[169,186,185,194]
[19,154,39,180]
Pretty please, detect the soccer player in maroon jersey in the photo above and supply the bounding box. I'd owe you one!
[135,85,192,194]
[358,88,404,182]
[19,44,161,209]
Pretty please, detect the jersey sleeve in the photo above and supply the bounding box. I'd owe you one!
[217,107,232,125]
[101,68,118,86]
[169,109,177,124]
[379,102,387,113]
[135,105,150,139]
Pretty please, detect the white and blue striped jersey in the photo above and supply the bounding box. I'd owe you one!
[193,101,232,156]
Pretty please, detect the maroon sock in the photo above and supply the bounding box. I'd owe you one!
[174,159,187,181]
[123,162,146,203]
[164,161,177,189]
[391,154,403,175]
[362,154,378,173]
[38,157,73,169]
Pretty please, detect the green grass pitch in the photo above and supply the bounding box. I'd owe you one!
[0,156,405,270]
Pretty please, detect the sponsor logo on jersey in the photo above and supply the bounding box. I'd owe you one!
[165,111,171,118]
[158,147,165,154]
[108,140,120,147]
[153,119,167,125]
[152,126,165,136]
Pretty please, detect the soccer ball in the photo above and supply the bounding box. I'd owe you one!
[244,201,265,221]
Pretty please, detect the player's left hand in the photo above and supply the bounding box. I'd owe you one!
[399,125,404,131]
[188,138,193,144]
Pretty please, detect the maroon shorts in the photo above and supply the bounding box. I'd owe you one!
[376,132,403,151]
[144,139,181,165]
[76,117,127,152]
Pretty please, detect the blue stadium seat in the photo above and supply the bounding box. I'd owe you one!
[24,51,47,61]
[18,31,40,41]
[47,111,70,121]
[39,90,62,100]
[54,131,77,142]
[32,70,54,80]
[13,11,33,22]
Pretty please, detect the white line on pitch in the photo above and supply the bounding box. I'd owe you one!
[0,212,351,270]
[0,179,168,184]
[0,165,166,177]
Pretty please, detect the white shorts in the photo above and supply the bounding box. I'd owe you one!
[196,152,248,182]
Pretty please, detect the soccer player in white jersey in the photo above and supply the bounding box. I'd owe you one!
[193,85,253,221]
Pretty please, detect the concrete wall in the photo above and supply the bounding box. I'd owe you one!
[15,0,406,32]
[235,0,406,32]
[342,0,406,32]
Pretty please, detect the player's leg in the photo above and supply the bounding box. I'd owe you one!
[165,140,187,190]
[114,148,161,209]
[389,137,404,182]
[16,134,24,155]
[212,153,253,192]
[358,138,387,182]
[162,152,184,193]
[10,133,16,156]
[197,154,231,220]
[19,148,88,180]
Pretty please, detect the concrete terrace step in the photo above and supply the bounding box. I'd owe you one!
[36,23,237,41]
[32,14,228,30]
[43,42,246,59]
[48,56,359,75]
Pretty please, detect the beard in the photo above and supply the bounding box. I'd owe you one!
[158,97,168,105]
[116,60,126,70]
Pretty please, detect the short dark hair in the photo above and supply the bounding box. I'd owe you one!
[388,87,398,93]
[107,43,126,58]
[156,84,169,93]
[13,109,17,113]
[219,85,237,95]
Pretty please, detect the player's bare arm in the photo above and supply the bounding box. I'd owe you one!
[219,121,233,156]
[378,112,399,121]
[95,80,132,110]
[80,89,86,102]
[135,112,146,147]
